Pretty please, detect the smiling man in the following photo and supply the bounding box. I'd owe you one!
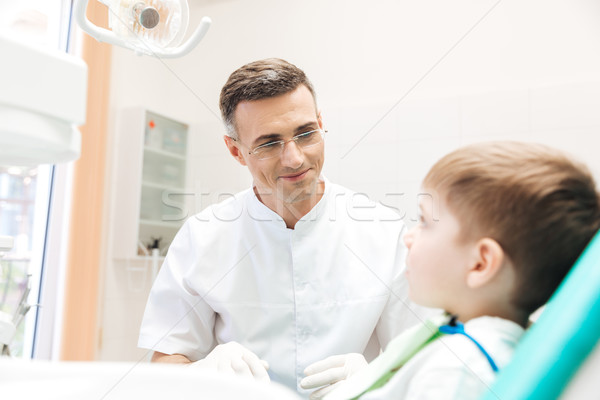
[138,59,429,398]
[225,82,325,227]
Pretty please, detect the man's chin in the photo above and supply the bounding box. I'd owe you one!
[279,188,312,204]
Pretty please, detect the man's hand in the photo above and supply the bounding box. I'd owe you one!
[300,353,368,399]
[189,342,270,383]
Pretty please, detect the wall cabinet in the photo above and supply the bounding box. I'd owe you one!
[112,108,188,259]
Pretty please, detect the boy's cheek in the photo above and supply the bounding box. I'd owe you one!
[405,267,421,299]
[406,282,428,306]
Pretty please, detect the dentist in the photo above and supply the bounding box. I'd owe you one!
[138,58,427,398]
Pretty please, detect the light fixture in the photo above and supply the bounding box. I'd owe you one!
[75,0,211,58]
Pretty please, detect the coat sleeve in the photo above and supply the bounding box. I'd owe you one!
[138,218,218,361]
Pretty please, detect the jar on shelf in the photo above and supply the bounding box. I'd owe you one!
[162,129,186,154]
[145,119,163,149]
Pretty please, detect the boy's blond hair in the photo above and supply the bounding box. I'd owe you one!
[424,141,600,315]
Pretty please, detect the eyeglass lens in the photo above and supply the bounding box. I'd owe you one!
[254,130,323,160]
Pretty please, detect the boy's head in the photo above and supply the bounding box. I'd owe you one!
[404,141,600,324]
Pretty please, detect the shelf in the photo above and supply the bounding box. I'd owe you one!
[143,146,186,160]
[0,235,13,251]
[141,180,184,191]
[113,255,166,262]
[139,219,183,229]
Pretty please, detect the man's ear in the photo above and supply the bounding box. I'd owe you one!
[224,135,247,166]
[466,238,506,289]
[317,111,323,130]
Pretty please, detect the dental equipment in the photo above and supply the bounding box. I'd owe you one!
[0,33,87,166]
[0,236,35,357]
[0,237,14,353]
[74,0,211,58]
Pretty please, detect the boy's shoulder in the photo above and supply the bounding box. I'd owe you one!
[423,316,523,369]
[363,317,524,400]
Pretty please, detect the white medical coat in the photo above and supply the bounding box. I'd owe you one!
[138,179,426,395]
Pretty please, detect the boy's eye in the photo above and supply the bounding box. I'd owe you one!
[418,214,427,227]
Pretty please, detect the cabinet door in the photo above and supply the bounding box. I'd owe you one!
[138,111,189,255]
[112,108,189,258]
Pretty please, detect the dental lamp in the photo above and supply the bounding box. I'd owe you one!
[75,0,211,58]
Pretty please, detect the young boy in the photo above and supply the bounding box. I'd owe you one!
[304,141,600,400]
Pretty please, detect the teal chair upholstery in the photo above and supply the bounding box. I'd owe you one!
[481,230,600,400]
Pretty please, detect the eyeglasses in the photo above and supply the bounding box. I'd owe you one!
[237,128,325,160]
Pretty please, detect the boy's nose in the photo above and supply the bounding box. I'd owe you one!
[403,228,415,249]
[280,141,304,169]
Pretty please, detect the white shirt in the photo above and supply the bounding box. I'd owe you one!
[360,316,525,400]
[138,178,427,395]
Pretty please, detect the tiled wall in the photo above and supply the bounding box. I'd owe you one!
[321,82,600,227]
[97,0,600,361]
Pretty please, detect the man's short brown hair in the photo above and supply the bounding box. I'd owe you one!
[424,141,600,315]
[219,58,317,139]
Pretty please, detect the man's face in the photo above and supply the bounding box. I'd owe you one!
[226,85,325,206]
[402,189,474,312]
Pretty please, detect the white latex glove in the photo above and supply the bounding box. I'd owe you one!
[189,341,270,383]
[300,353,368,400]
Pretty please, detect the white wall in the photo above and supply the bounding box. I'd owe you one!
[98,0,600,361]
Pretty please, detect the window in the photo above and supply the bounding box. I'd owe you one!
[0,166,53,356]
[0,0,73,358]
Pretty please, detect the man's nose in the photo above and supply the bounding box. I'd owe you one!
[280,140,304,168]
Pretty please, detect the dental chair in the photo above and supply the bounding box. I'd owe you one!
[481,230,600,400]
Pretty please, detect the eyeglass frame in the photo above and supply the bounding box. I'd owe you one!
[232,128,326,160]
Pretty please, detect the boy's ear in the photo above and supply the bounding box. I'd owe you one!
[224,135,247,166]
[466,238,506,289]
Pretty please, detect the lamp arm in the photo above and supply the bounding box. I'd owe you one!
[150,16,212,58]
[74,0,132,48]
